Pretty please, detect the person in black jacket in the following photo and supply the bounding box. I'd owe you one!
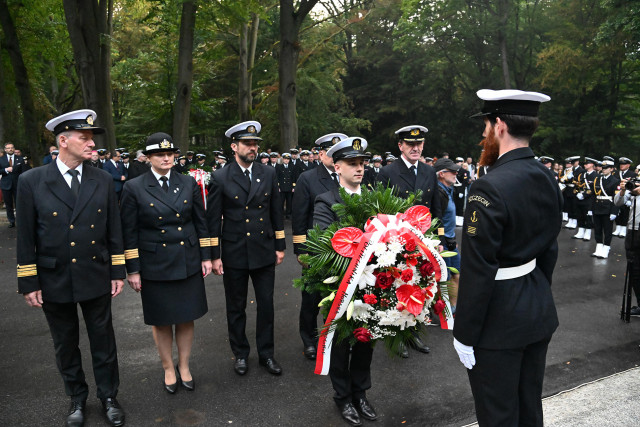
[590,160,620,259]
[613,157,637,238]
[17,109,126,427]
[0,142,26,227]
[276,153,296,219]
[453,89,560,427]
[127,150,151,180]
[207,121,286,376]
[291,133,346,360]
[313,136,377,427]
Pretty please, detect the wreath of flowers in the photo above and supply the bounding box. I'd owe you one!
[294,184,455,369]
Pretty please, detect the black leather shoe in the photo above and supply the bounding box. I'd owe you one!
[339,402,362,426]
[303,345,317,360]
[234,358,248,375]
[176,364,195,391]
[397,342,409,358]
[353,397,377,421]
[164,377,178,394]
[101,397,125,426]
[259,357,282,375]
[66,400,85,427]
[8,222,15,228]
[409,336,431,354]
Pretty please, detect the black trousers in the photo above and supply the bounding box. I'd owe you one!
[468,337,551,427]
[223,264,275,359]
[329,338,373,406]
[575,199,593,228]
[454,187,465,216]
[2,187,16,223]
[42,293,119,402]
[617,205,630,226]
[593,214,614,244]
[625,231,640,305]
[563,193,576,217]
[281,191,293,217]
[299,287,322,348]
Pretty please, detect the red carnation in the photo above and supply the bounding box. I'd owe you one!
[405,238,417,252]
[363,294,378,305]
[433,299,446,315]
[353,327,372,343]
[401,268,414,283]
[375,271,394,290]
[419,260,435,277]
[396,302,406,312]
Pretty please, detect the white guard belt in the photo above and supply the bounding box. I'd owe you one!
[597,195,612,201]
[495,259,536,280]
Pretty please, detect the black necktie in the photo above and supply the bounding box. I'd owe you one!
[160,176,169,192]
[244,169,252,189]
[409,165,417,187]
[331,172,339,185]
[68,169,80,197]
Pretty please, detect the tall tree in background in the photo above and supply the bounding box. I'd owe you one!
[278,0,319,150]
[0,0,40,159]
[239,12,260,121]
[63,0,115,149]
[173,0,198,151]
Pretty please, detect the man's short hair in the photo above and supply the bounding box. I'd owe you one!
[136,149,145,160]
[489,114,540,140]
[111,150,120,158]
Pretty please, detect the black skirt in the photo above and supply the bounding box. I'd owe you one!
[141,272,208,326]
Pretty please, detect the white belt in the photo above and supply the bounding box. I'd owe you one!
[596,196,612,201]
[495,259,536,280]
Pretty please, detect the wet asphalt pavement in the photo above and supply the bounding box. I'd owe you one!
[1,221,638,426]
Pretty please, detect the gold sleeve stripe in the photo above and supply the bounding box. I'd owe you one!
[111,254,126,266]
[199,238,212,247]
[124,249,139,260]
[211,237,219,247]
[17,264,38,278]
[275,230,285,239]
[292,235,306,244]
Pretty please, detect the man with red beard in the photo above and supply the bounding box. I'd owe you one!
[453,90,561,427]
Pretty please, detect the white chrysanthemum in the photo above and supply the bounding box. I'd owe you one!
[352,300,373,321]
[376,250,397,267]
[358,264,377,290]
[387,238,403,256]
[375,309,417,330]
[372,242,387,257]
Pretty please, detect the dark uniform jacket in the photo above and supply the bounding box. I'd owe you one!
[291,165,338,254]
[127,159,150,180]
[591,174,620,216]
[453,147,562,349]
[376,158,442,218]
[120,171,210,281]
[16,162,126,303]
[276,163,296,192]
[103,159,128,192]
[619,169,637,181]
[207,162,285,270]
[297,161,315,173]
[0,154,26,191]
[363,166,381,188]
[575,170,597,205]
[87,160,103,169]
[313,188,343,229]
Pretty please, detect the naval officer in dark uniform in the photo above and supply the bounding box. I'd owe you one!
[207,121,286,376]
[313,136,377,427]
[453,89,561,427]
[291,132,346,360]
[613,157,636,238]
[375,124,440,356]
[16,109,126,427]
[276,152,296,219]
[120,133,212,394]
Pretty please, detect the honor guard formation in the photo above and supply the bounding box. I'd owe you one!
[7,90,640,427]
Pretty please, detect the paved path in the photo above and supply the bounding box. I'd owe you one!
[0,221,638,426]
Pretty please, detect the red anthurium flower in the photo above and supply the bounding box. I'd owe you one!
[402,205,432,232]
[331,227,364,257]
[395,285,427,316]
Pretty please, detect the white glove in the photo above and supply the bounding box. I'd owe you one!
[453,337,476,370]
[587,211,593,216]
[610,214,617,221]
[626,200,632,207]
[576,193,584,200]
[567,172,573,179]
[458,193,464,198]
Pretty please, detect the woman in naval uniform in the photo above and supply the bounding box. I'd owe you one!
[120,133,212,394]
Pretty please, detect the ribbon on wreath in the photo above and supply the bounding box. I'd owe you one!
[314,214,452,375]
[188,169,209,210]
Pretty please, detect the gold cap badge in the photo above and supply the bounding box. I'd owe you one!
[248,125,256,133]
[86,115,94,125]
[352,139,362,150]
[160,139,171,149]
[410,128,420,136]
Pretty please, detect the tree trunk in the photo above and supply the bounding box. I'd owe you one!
[239,22,250,120]
[63,0,116,149]
[248,13,259,114]
[278,0,319,152]
[173,0,198,152]
[0,0,41,162]
[498,0,511,88]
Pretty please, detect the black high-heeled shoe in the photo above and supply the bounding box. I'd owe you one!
[164,372,178,394]
[176,364,195,391]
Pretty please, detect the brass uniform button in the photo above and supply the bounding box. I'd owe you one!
[98,209,102,213]
[246,219,250,223]
[184,200,188,204]
[258,205,262,209]
[92,256,96,260]
[69,225,74,229]
[150,203,154,207]
[161,230,166,234]
[245,206,249,210]
[235,196,239,199]
[70,242,75,247]
[260,218,263,222]
[178,227,182,231]
[180,241,184,246]
[159,216,163,220]
[90,225,95,229]
[176,214,180,218]
[246,232,251,236]
[91,241,95,245]
[72,259,77,263]
[162,243,167,247]
[53,212,58,216]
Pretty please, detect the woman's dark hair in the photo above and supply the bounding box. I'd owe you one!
[489,114,540,140]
